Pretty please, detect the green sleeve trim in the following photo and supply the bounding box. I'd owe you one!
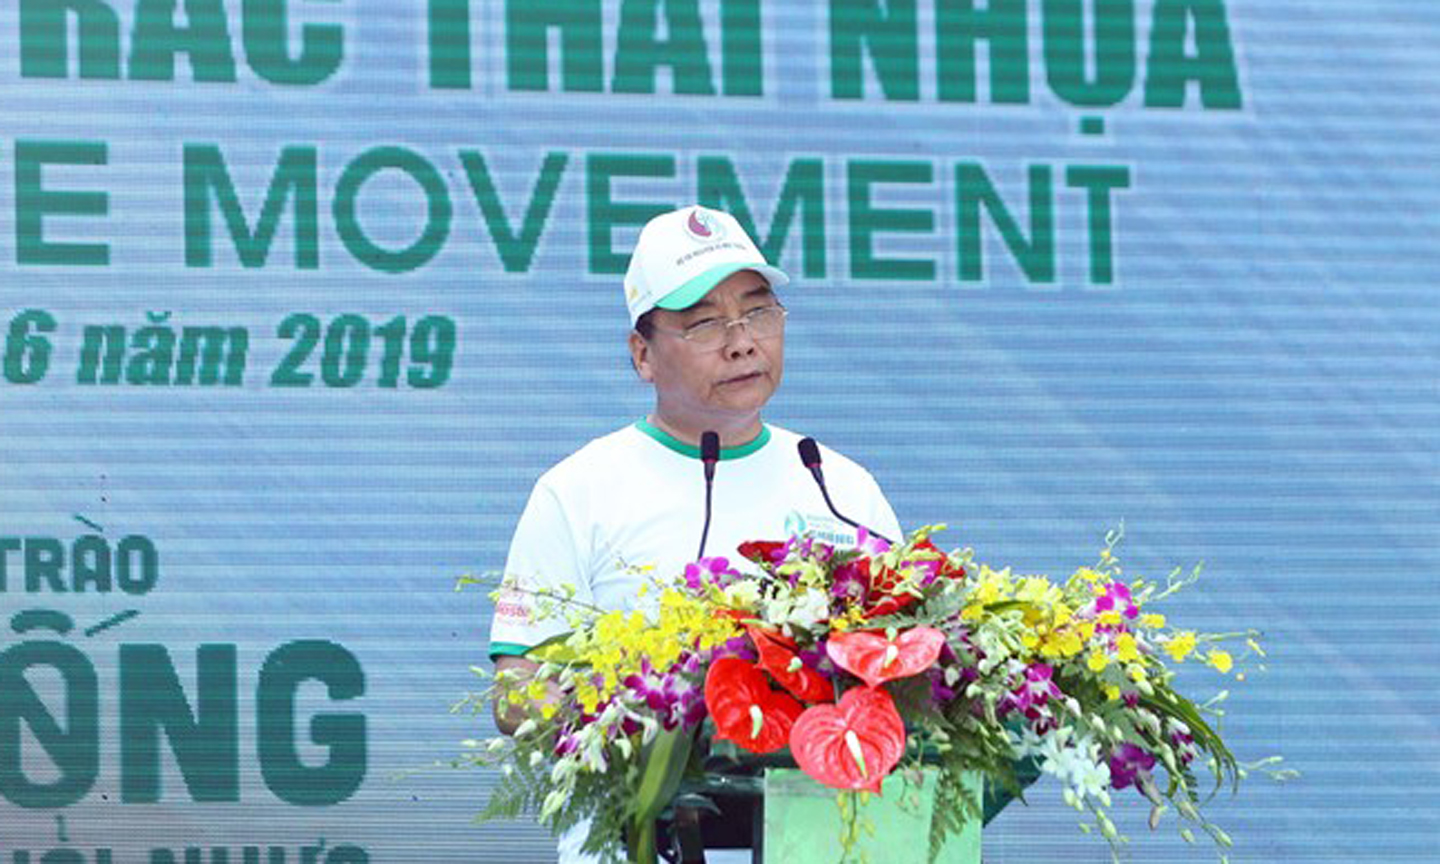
[488,641,534,660]
[635,419,772,460]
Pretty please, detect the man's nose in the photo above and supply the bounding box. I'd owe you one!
[722,320,759,358]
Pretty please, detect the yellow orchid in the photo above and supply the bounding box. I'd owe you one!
[1115,633,1140,663]
[1164,631,1197,662]
[1207,649,1234,674]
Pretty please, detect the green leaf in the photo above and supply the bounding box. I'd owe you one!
[1139,687,1237,794]
[630,728,694,826]
[526,631,580,664]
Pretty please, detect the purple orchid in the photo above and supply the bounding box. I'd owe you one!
[785,534,836,562]
[1107,742,1157,790]
[1169,722,1198,766]
[999,663,1064,721]
[906,556,944,586]
[623,656,709,731]
[798,643,838,678]
[830,559,870,603]
[925,666,959,704]
[1095,581,1139,621]
[717,633,758,662]
[683,556,742,591]
[856,525,891,556]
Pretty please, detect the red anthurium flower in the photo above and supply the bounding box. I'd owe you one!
[704,657,803,754]
[737,540,788,566]
[861,563,922,618]
[790,686,906,794]
[747,625,833,703]
[827,627,947,688]
[903,539,967,583]
[863,591,919,619]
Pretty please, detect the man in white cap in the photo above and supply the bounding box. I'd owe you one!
[488,206,901,862]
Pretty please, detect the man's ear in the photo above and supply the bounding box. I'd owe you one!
[628,331,654,381]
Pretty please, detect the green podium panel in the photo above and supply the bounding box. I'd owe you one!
[761,769,982,864]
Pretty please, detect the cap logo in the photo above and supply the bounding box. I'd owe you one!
[684,208,726,242]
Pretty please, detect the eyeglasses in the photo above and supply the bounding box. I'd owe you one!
[650,305,788,348]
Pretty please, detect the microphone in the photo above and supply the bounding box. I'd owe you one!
[697,431,720,559]
[797,437,893,545]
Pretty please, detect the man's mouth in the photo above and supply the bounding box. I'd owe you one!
[719,372,763,386]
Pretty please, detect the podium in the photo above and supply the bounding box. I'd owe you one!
[761,769,982,864]
[664,749,1013,863]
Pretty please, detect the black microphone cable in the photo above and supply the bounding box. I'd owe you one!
[797,436,893,545]
[697,431,720,559]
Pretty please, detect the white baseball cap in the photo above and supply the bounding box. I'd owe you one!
[623,206,790,326]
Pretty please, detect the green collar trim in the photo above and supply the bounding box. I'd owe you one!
[635,419,772,460]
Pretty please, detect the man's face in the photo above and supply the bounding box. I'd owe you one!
[630,270,785,433]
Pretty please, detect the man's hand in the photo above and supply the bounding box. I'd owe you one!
[493,654,562,735]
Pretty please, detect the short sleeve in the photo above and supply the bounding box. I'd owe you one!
[487,478,594,659]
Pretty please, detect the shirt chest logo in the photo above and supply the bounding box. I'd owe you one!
[783,510,857,547]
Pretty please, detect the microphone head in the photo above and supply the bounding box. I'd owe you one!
[797,437,822,469]
[700,431,720,463]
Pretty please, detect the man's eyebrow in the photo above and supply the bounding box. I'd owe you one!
[683,283,776,315]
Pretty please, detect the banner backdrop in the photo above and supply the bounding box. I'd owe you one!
[2,1,1436,861]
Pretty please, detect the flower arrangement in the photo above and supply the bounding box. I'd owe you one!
[458,527,1286,863]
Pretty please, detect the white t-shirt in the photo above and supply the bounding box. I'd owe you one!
[489,420,902,656]
[488,420,901,864]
